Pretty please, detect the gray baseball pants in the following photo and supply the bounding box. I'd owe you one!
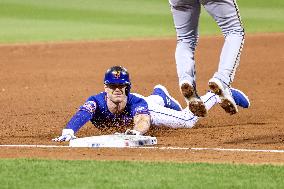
[169,0,245,88]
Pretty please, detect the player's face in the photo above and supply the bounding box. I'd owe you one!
[105,84,127,103]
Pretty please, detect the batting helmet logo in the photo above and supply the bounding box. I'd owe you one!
[112,70,121,79]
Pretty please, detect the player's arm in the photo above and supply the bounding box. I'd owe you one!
[53,100,96,142]
[131,113,151,135]
[125,96,151,135]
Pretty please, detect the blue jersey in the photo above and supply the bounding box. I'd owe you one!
[66,92,149,133]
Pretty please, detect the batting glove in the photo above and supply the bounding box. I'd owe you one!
[125,129,141,136]
[52,129,77,142]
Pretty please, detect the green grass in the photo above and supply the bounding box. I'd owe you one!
[0,0,283,43]
[1,159,284,189]
[0,0,172,43]
[200,0,284,34]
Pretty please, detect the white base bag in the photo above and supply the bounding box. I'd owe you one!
[69,133,157,148]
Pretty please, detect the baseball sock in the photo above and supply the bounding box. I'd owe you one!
[200,91,220,111]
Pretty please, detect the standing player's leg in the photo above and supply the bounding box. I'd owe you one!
[201,0,245,114]
[169,0,207,117]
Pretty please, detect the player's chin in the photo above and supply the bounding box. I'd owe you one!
[111,95,125,103]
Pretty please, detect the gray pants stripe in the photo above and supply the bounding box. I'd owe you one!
[228,0,245,85]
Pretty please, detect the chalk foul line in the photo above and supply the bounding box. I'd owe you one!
[0,144,284,153]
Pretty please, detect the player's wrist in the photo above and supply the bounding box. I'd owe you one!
[62,129,75,136]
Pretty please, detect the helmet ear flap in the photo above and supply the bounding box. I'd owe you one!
[125,84,131,95]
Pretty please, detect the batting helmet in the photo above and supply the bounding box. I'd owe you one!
[104,66,131,94]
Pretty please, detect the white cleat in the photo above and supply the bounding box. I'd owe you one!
[208,78,238,115]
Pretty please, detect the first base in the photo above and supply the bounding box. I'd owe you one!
[69,133,157,148]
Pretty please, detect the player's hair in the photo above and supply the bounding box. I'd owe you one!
[104,66,131,95]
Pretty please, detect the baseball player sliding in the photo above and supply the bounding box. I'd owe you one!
[53,66,249,141]
[169,0,246,117]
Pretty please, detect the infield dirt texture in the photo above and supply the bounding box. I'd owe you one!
[0,33,283,164]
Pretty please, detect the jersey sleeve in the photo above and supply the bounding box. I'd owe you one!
[65,97,98,133]
[65,110,92,133]
[130,94,150,116]
[134,105,150,115]
[79,100,97,115]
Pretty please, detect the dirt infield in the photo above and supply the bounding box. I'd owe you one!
[0,33,283,164]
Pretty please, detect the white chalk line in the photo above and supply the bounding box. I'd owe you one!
[1,144,284,153]
[0,144,69,148]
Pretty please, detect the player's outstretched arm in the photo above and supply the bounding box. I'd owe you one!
[53,100,96,142]
[130,114,151,135]
[52,110,92,142]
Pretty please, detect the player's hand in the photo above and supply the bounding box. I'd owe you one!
[125,129,141,136]
[52,129,77,142]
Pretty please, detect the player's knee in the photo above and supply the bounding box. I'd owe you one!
[222,27,245,37]
[169,0,184,7]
